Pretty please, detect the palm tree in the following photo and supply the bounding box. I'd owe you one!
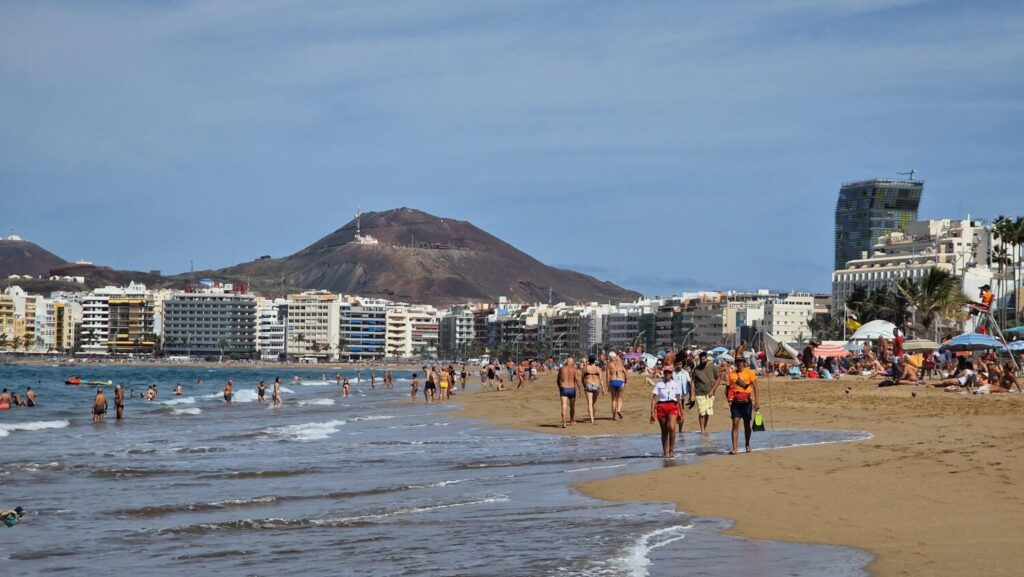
[336,337,349,361]
[993,215,1024,328]
[0,332,8,351]
[217,338,229,362]
[895,267,968,338]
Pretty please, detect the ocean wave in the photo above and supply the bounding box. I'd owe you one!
[0,419,70,438]
[172,407,202,415]
[117,495,281,518]
[388,422,450,429]
[262,419,348,442]
[170,446,226,454]
[296,398,335,406]
[160,396,196,405]
[198,469,318,480]
[164,495,510,535]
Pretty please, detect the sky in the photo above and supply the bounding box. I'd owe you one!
[2,0,1022,297]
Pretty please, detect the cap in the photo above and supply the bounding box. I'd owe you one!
[608,352,617,359]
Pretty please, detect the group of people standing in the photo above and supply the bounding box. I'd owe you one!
[0,387,35,410]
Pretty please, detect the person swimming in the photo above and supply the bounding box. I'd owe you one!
[3,506,26,527]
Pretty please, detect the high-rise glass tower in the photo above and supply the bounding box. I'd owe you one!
[834,178,923,270]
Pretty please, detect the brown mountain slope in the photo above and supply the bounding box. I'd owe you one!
[214,208,639,306]
[0,238,68,277]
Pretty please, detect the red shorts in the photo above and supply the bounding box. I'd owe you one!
[655,401,681,420]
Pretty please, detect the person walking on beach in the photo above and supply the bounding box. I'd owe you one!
[689,351,720,434]
[606,352,628,420]
[726,358,760,454]
[272,377,282,406]
[410,374,419,402]
[672,358,691,434]
[460,364,468,390]
[341,377,350,398]
[92,388,108,423]
[114,384,125,420]
[557,357,581,428]
[581,356,603,424]
[649,367,681,458]
[223,380,234,404]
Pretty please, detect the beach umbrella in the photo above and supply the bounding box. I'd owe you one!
[902,338,941,352]
[715,353,735,364]
[812,343,850,358]
[710,346,728,355]
[939,332,1005,352]
[622,352,642,360]
[849,320,896,341]
[1006,340,1024,351]
[1006,326,1024,334]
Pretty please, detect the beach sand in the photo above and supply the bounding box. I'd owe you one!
[456,371,1024,577]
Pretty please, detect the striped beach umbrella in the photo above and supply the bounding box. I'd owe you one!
[812,343,850,358]
[902,338,941,351]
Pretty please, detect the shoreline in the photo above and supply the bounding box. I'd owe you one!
[451,372,1024,577]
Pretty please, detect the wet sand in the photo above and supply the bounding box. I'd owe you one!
[456,371,1024,577]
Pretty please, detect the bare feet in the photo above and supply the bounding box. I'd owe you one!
[745,446,752,453]
[729,449,737,455]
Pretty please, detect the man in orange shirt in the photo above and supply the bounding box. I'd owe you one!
[726,358,760,455]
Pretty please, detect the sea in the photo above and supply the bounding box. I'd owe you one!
[0,365,872,577]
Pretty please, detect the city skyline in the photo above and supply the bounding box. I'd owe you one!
[2,1,1022,296]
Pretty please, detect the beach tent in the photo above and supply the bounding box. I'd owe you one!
[842,342,862,352]
[850,320,896,341]
[903,338,941,351]
[763,332,800,366]
[812,343,850,358]
[940,332,1005,352]
[641,353,658,369]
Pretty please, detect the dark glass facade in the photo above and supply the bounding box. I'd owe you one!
[834,179,923,270]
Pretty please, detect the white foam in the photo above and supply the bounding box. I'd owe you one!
[298,380,334,387]
[351,415,395,422]
[0,420,70,438]
[210,495,278,507]
[565,463,628,473]
[611,525,689,577]
[263,419,347,442]
[172,408,202,415]
[296,399,335,406]
[161,396,196,405]
[280,387,295,394]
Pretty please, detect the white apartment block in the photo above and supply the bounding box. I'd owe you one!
[763,294,814,343]
[287,292,340,360]
[832,219,995,311]
[79,283,149,355]
[385,304,439,358]
[256,297,287,361]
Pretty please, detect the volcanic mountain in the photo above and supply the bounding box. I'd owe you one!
[0,237,68,278]
[212,208,640,306]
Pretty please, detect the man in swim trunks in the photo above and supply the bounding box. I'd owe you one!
[649,367,681,458]
[688,351,720,434]
[425,366,437,403]
[606,351,628,420]
[581,355,603,424]
[25,386,36,407]
[93,388,108,423]
[114,384,125,420]
[223,380,233,404]
[726,358,760,454]
[557,357,581,428]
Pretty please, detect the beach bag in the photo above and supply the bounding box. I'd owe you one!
[752,410,765,431]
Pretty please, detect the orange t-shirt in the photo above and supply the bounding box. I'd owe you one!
[728,368,757,402]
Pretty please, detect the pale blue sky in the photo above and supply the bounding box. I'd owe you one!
[2,1,1022,296]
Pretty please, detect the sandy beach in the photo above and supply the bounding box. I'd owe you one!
[456,371,1024,577]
